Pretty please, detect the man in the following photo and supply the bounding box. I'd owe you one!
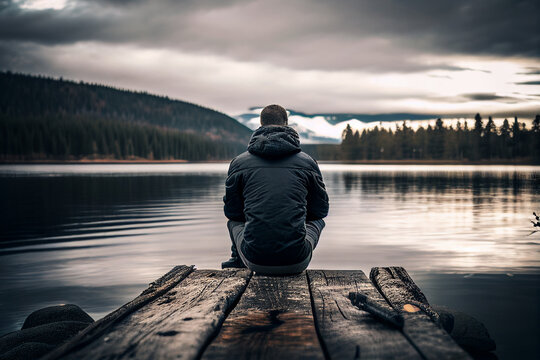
[222,104,329,275]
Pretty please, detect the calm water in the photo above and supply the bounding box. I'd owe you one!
[0,164,539,359]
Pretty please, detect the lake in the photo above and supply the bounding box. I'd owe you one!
[0,163,539,359]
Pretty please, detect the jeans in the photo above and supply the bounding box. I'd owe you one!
[226,219,325,275]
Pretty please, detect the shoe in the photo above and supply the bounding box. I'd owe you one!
[221,256,247,269]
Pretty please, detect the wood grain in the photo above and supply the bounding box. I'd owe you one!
[201,272,324,360]
[370,267,471,360]
[43,265,194,360]
[307,270,421,359]
[57,268,251,360]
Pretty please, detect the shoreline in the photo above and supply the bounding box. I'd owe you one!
[0,159,537,165]
[318,159,538,165]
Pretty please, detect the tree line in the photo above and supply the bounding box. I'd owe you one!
[0,71,252,142]
[340,114,540,162]
[0,115,245,161]
[0,71,252,161]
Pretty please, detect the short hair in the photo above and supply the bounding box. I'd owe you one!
[260,104,288,126]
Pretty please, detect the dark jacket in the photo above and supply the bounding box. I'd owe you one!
[223,126,329,266]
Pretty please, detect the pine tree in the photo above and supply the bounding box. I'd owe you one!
[483,116,496,159]
[499,119,511,159]
[533,115,540,162]
[512,117,521,158]
[471,113,483,160]
[341,124,355,160]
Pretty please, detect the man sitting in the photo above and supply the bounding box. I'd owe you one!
[222,104,329,275]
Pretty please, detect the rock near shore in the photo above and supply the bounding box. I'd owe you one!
[0,304,94,360]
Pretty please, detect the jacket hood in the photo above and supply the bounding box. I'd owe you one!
[247,126,301,159]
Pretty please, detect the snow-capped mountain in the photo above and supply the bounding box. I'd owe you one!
[235,108,369,143]
[234,107,531,144]
[235,108,438,144]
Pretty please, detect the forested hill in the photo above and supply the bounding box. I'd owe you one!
[0,72,251,141]
[0,72,252,161]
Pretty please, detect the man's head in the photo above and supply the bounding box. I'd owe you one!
[260,104,288,126]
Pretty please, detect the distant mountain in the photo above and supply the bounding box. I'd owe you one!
[287,109,437,125]
[235,107,535,144]
[0,72,252,143]
[235,107,438,144]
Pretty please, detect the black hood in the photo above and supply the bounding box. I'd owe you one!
[247,126,301,159]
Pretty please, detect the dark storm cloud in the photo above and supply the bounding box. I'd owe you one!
[464,93,520,102]
[518,68,540,75]
[0,0,538,73]
[0,41,53,72]
[0,12,111,45]
[329,0,539,57]
[516,81,540,85]
[0,0,244,44]
[432,93,525,104]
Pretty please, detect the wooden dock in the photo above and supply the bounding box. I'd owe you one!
[42,266,471,360]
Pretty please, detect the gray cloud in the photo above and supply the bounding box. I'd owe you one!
[518,67,540,75]
[464,93,520,102]
[0,0,538,73]
[429,74,452,79]
[0,0,538,115]
[432,93,525,104]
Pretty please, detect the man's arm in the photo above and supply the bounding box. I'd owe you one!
[223,168,246,222]
[306,165,329,221]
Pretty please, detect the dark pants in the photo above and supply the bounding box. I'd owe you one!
[227,219,325,275]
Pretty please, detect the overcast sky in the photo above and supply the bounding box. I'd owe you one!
[1,0,539,116]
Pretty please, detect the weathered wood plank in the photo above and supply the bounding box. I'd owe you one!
[201,272,324,360]
[57,268,251,360]
[370,267,471,360]
[43,265,195,360]
[307,270,421,359]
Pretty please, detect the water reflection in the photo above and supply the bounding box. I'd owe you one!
[0,164,538,359]
[1,164,538,275]
[340,169,537,196]
[315,167,539,275]
[1,175,225,245]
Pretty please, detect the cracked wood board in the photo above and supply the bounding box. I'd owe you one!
[201,272,324,360]
[307,270,421,359]
[370,267,471,360]
[43,265,195,360]
[59,268,251,360]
